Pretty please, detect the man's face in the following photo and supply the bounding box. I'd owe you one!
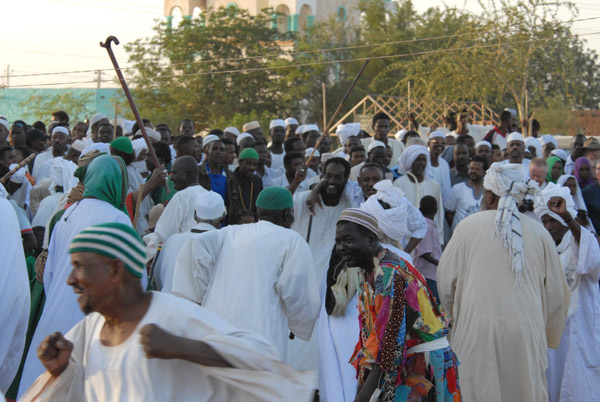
[254,145,269,167]
[68,252,115,315]
[527,146,537,158]
[52,131,69,155]
[571,136,585,158]
[468,161,485,181]
[358,166,383,199]
[453,144,469,167]
[179,141,199,161]
[318,137,331,154]
[9,126,26,147]
[350,150,366,167]
[305,131,320,148]
[285,125,298,138]
[564,177,577,196]
[476,146,491,163]
[541,215,568,245]
[465,138,475,158]
[97,125,114,144]
[239,158,258,177]
[492,148,503,163]
[428,137,445,157]
[578,163,591,181]
[411,154,428,176]
[91,118,110,136]
[291,139,306,154]
[224,144,236,165]
[270,127,285,145]
[508,140,524,162]
[368,147,386,166]
[335,222,371,268]
[384,146,392,167]
[445,136,456,146]
[179,120,194,136]
[543,143,556,159]
[72,123,87,141]
[550,160,563,182]
[158,128,171,143]
[64,147,81,164]
[344,136,361,153]
[322,162,347,198]
[1,149,16,166]
[207,141,225,167]
[248,127,264,141]
[373,119,390,140]
[286,157,305,177]
[171,160,189,191]
[529,165,546,187]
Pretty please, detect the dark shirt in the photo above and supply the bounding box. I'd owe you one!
[450,167,469,186]
[582,182,600,234]
[226,168,263,225]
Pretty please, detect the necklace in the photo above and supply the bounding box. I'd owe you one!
[238,180,254,210]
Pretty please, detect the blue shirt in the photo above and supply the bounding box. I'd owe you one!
[206,164,227,200]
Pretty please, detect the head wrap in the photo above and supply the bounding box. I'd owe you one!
[305,147,320,158]
[556,174,587,211]
[285,117,298,126]
[242,121,260,131]
[295,125,305,135]
[239,147,259,161]
[135,128,160,142]
[110,137,133,155]
[483,162,539,288]
[524,137,542,158]
[131,138,148,159]
[71,139,87,153]
[367,140,386,153]
[195,191,226,220]
[81,143,110,158]
[337,208,379,237]
[8,163,26,184]
[546,156,563,184]
[303,124,320,133]
[52,126,69,137]
[320,153,341,163]
[336,123,361,146]
[504,108,517,118]
[236,132,254,146]
[475,140,491,149]
[360,180,412,240]
[539,135,557,147]
[428,131,445,140]
[507,132,524,143]
[49,158,78,193]
[0,118,8,131]
[446,132,458,139]
[269,119,286,130]
[69,222,146,278]
[224,127,240,136]
[83,154,128,215]
[551,148,569,162]
[202,134,220,148]
[534,183,577,227]
[574,157,595,188]
[396,145,430,175]
[394,129,407,141]
[256,186,293,210]
[90,113,108,127]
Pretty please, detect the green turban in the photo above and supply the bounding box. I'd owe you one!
[239,147,259,161]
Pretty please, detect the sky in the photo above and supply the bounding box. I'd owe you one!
[2,0,599,89]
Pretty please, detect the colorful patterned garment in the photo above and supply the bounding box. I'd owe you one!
[351,248,461,402]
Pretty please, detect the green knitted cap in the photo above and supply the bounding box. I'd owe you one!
[110,136,133,155]
[256,186,294,210]
[239,147,259,161]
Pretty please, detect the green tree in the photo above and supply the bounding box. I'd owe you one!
[18,90,94,123]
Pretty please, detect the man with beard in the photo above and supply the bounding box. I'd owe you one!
[563,134,586,175]
[445,156,488,232]
[450,143,470,186]
[199,139,229,200]
[32,126,70,180]
[502,132,530,175]
[268,119,286,172]
[226,147,262,225]
[361,112,404,168]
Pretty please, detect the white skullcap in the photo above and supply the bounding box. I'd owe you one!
[428,131,445,140]
[304,124,320,133]
[551,148,569,162]
[224,127,240,136]
[336,123,361,146]
[507,132,524,143]
[295,125,305,135]
[0,118,9,131]
[539,135,557,147]
[360,179,411,240]
[524,137,542,158]
[80,142,110,157]
[49,158,78,192]
[269,119,286,129]
[123,120,134,135]
[367,140,386,153]
[285,117,298,126]
[71,139,87,153]
[242,121,260,131]
[132,138,148,159]
[135,128,161,142]
[194,191,226,220]
[534,182,577,227]
[483,162,540,288]
[52,126,69,136]
[8,163,26,184]
[305,147,320,158]
[394,129,407,142]
[90,113,108,127]
[475,140,491,149]
[446,132,458,139]
[504,108,517,117]
[202,134,220,148]
[321,153,343,163]
[236,132,254,146]
[397,145,430,175]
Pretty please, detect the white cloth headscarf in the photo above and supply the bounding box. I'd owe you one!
[360,180,411,240]
[336,123,361,146]
[483,162,540,288]
[81,142,110,158]
[49,158,78,194]
[539,135,557,147]
[557,174,587,211]
[533,182,577,227]
[524,137,542,159]
[396,145,431,176]
[8,164,31,210]
[132,138,149,159]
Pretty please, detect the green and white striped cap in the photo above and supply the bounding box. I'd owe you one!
[69,222,146,278]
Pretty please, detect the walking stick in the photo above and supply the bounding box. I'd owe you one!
[306,60,370,166]
[0,153,36,184]
[100,36,169,193]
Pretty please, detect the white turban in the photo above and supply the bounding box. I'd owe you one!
[242,121,260,131]
[394,129,407,142]
[534,183,577,227]
[557,174,587,211]
[397,145,430,176]
[269,119,286,129]
[202,134,220,148]
[195,191,226,220]
[90,113,108,127]
[49,157,78,193]
[539,135,557,147]
[336,123,361,146]
[428,131,445,140]
[52,126,69,137]
[132,138,148,159]
[360,180,412,240]
[224,127,240,136]
[304,124,320,133]
[71,139,87,153]
[285,117,298,126]
[475,140,491,149]
[295,125,305,135]
[81,142,110,158]
[8,163,26,184]
[135,128,161,142]
[507,132,524,143]
[524,137,542,158]
[483,162,540,288]
[367,140,386,153]
[551,148,569,162]
[236,132,254,146]
[305,147,320,158]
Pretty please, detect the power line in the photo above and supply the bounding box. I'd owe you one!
[8,15,600,79]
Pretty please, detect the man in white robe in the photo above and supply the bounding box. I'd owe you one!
[534,184,600,402]
[20,222,316,402]
[171,187,320,360]
[0,183,30,394]
[154,191,225,292]
[427,131,451,203]
[438,162,569,402]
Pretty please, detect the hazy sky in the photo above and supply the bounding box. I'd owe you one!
[2,0,599,88]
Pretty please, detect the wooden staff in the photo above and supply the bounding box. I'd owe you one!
[0,153,36,184]
[133,183,144,227]
[100,36,169,193]
[113,103,118,140]
[306,60,370,165]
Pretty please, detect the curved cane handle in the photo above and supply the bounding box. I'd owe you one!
[100,36,120,49]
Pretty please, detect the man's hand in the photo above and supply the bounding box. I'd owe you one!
[293,165,307,185]
[140,324,178,360]
[306,180,323,215]
[37,332,73,377]
[146,167,167,190]
[548,196,569,220]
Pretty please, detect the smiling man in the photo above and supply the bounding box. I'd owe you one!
[502,132,530,175]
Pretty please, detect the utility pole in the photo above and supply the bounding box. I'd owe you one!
[96,70,104,89]
[5,65,9,88]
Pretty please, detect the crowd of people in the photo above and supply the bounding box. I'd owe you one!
[0,106,599,402]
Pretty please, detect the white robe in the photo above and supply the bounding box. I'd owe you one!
[143,184,207,259]
[31,149,53,180]
[171,221,320,360]
[127,165,152,235]
[20,292,317,402]
[437,211,569,402]
[18,199,135,397]
[31,192,62,228]
[0,197,30,393]
[428,157,451,203]
[546,227,600,402]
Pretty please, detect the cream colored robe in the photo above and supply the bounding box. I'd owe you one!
[437,210,569,402]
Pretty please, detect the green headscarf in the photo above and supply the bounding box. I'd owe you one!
[546,156,563,184]
[83,154,129,215]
